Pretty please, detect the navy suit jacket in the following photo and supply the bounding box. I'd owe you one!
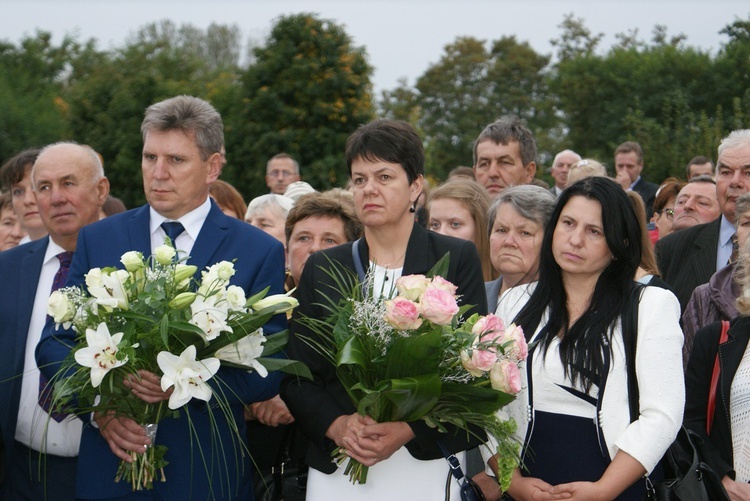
[0,237,51,472]
[36,202,286,500]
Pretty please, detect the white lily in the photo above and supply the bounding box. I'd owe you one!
[251,292,299,313]
[88,269,130,311]
[157,345,220,410]
[214,330,268,377]
[74,322,128,387]
[189,295,232,342]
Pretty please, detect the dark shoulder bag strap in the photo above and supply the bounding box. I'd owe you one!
[623,283,646,423]
[707,320,730,434]
[351,239,366,283]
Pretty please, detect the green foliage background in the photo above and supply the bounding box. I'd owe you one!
[1,13,750,206]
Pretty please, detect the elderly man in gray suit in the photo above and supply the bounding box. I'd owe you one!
[656,130,750,313]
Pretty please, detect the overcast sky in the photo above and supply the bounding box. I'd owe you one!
[2,0,748,94]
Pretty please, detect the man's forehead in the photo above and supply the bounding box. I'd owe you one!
[476,139,521,156]
[269,158,296,170]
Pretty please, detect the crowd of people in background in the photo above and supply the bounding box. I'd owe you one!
[1,96,750,501]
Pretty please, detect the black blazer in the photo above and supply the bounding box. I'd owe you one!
[655,218,721,312]
[632,177,659,217]
[280,223,488,473]
[684,317,750,480]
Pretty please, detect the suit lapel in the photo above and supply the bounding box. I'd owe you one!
[15,238,48,369]
[128,205,155,256]
[690,219,720,278]
[187,202,229,276]
[402,224,430,275]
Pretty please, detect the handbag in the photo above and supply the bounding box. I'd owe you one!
[438,441,487,501]
[622,285,729,501]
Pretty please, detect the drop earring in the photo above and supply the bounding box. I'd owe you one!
[409,202,416,213]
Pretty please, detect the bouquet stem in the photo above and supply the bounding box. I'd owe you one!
[333,446,369,484]
[114,422,167,490]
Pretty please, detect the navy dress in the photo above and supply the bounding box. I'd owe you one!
[521,337,655,500]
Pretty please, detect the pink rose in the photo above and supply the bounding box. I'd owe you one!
[460,350,482,377]
[395,274,430,301]
[471,314,506,342]
[384,297,423,330]
[470,348,497,372]
[490,360,522,394]
[504,323,528,361]
[420,287,459,325]
[428,276,458,295]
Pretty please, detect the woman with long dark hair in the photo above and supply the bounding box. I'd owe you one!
[489,177,684,500]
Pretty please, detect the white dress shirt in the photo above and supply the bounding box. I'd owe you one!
[149,197,211,257]
[15,239,82,456]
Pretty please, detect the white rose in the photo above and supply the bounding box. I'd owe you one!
[47,290,75,324]
[120,251,144,272]
[154,244,176,265]
[225,285,247,311]
[213,261,235,281]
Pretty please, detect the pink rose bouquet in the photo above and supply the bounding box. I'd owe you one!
[299,254,523,490]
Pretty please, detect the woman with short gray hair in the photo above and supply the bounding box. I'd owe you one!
[485,185,556,312]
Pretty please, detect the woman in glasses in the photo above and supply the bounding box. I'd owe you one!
[651,178,685,241]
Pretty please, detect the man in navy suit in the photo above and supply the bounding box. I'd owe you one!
[614,141,659,217]
[36,96,287,500]
[0,142,110,500]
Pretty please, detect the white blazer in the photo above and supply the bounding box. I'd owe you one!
[489,284,684,474]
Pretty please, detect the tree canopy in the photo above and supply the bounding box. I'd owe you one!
[1,13,750,204]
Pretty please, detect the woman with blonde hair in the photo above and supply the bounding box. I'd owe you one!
[426,179,495,281]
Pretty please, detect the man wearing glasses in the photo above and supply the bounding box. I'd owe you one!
[266,153,301,194]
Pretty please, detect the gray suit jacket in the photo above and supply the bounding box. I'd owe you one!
[485,277,503,314]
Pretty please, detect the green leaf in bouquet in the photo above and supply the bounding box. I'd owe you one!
[425,252,451,279]
[159,314,170,349]
[255,357,312,380]
[331,301,355,345]
[384,329,441,379]
[376,374,442,422]
[165,321,207,341]
[260,330,288,356]
[336,335,369,369]
[244,286,271,308]
[440,382,516,413]
[355,387,383,420]
[229,311,275,338]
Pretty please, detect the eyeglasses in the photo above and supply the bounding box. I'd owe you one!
[658,208,675,220]
[267,170,295,178]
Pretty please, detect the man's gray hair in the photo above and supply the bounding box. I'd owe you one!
[487,184,556,236]
[141,95,224,162]
[472,116,537,167]
[718,129,750,161]
[552,149,581,166]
